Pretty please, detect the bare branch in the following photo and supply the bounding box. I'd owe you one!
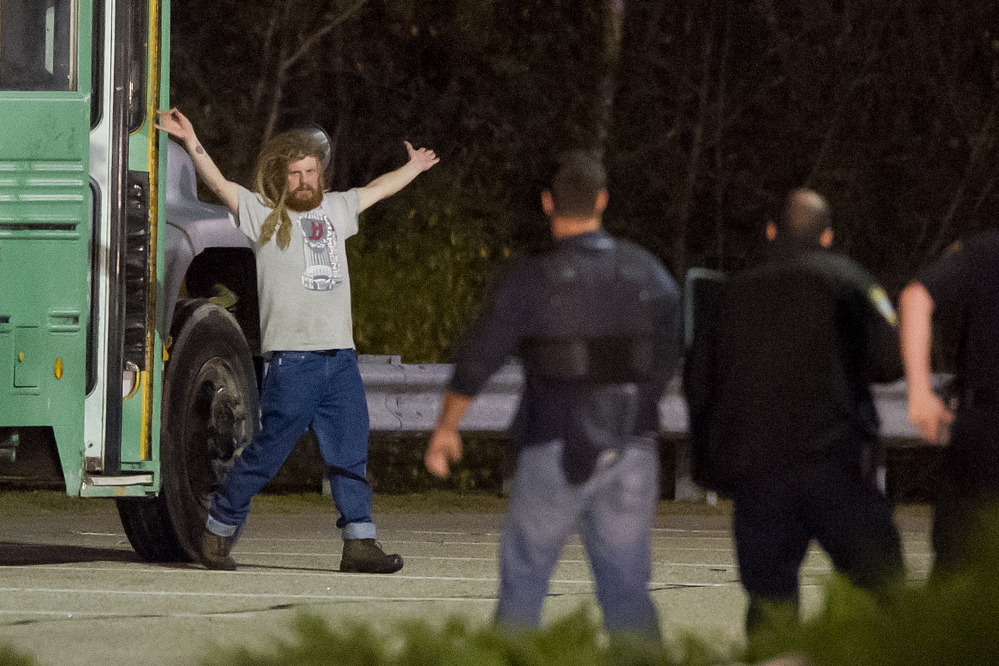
[282,0,371,72]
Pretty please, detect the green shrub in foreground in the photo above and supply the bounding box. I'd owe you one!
[0,645,37,666]
[749,516,999,665]
[202,608,739,666]
[203,529,999,666]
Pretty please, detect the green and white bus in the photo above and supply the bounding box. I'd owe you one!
[0,0,261,562]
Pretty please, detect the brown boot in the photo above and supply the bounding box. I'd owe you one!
[195,528,236,571]
[340,539,403,574]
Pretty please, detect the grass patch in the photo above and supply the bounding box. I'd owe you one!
[373,489,509,513]
[0,489,925,522]
[656,499,733,517]
[249,489,509,514]
[0,489,739,519]
[0,490,117,517]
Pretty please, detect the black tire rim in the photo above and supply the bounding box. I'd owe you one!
[184,356,255,510]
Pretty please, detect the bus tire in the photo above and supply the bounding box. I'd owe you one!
[117,300,258,562]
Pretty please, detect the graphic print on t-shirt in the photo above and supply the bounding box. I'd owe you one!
[299,212,342,291]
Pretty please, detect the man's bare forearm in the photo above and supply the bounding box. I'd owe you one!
[181,135,239,214]
[434,391,476,433]
[899,281,935,396]
[899,280,953,444]
[424,390,476,477]
[155,109,239,213]
[357,162,424,213]
[357,141,438,212]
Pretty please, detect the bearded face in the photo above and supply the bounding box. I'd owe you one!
[286,183,324,212]
[284,155,325,212]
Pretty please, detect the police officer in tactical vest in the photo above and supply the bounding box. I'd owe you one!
[425,151,681,640]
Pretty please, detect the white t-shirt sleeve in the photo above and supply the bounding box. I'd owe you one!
[336,188,361,238]
[229,185,273,244]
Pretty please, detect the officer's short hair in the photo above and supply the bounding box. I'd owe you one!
[551,150,606,218]
[779,188,831,245]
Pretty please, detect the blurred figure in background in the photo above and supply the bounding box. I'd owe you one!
[685,188,905,644]
[900,228,999,576]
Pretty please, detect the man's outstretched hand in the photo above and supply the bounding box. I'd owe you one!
[153,108,238,213]
[405,141,440,173]
[155,108,197,144]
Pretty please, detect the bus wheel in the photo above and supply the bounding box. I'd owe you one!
[117,300,258,562]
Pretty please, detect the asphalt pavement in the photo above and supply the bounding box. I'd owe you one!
[0,493,933,666]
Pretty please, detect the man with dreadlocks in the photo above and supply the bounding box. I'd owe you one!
[156,108,439,571]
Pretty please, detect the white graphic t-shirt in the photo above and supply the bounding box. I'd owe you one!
[231,185,360,352]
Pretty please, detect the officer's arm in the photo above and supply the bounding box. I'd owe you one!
[450,263,531,394]
[652,291,683,391]
[899,281,952,444]
[425,264,530,478]
[425,391,475,477]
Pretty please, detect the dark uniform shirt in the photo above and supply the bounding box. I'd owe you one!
[449,230,681,478]
[688,239,901,490]
[918,229,999,491]
[918,229,999,412]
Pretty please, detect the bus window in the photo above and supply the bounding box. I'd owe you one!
[127,0,147,131]
[0,0,77,91]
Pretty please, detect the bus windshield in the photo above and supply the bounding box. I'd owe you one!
[0,0,77,91]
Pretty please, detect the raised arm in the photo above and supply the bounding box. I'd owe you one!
[899,280,952,444]
[357,141,439,213]
[155,108,240,214]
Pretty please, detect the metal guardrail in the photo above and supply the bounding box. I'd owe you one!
[359,355,937,500]
[359,355,520,432]
[359,354,928,441]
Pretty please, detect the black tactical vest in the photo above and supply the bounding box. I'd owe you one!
[519,235,661,483]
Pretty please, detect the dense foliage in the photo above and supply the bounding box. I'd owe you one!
[0,646,36,666]
[609,0,999,289]
[170,0,999,360]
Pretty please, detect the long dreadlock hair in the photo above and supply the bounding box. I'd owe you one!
[254,129,328,249]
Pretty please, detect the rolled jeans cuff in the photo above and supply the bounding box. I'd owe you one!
[342,521,377,540]
[206,514,240,538]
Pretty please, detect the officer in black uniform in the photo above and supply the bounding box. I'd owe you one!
[685,188,905,636]
[900,228,999,576]
[424,151,681,640]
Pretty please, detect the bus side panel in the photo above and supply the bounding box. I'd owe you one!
[0,98,91,492]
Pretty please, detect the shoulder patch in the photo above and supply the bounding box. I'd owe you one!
[868,285,898,325]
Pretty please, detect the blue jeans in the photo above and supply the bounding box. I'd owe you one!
[206,349,376,540]
[496,438,661,639]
